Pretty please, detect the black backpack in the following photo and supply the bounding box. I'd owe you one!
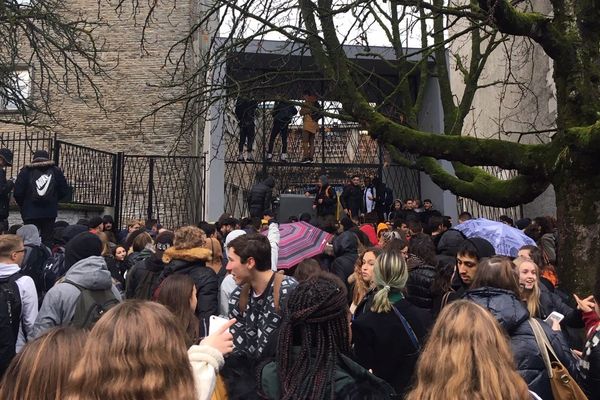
[42,247,66,295]
[0,272,22,377]
[64,280,120,329]
[21,245,50,303]
[29,167,57,202]
[132,269,162,300]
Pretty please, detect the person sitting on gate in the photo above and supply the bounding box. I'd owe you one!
[0,235,38,377]
[33,232,122,337]
[226,233,297,359]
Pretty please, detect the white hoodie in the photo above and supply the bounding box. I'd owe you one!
[0,263,38,352]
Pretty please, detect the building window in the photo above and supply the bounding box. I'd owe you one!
[1,69,31,112]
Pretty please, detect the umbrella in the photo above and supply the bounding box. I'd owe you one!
[453,218,536,257]
[264,222,333,269]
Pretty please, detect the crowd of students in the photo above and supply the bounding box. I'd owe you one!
[0,209,598,399]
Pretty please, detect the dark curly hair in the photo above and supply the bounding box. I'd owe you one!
[276,272,350,399]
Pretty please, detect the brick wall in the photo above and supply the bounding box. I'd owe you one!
[0,0,199,156]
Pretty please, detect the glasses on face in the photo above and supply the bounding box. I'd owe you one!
[13,249,25,254]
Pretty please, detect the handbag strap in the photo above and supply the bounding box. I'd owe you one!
[392,305,421,351]
[529,318,563,378]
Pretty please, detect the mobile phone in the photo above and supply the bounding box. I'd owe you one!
[544,311,564,325]
[209,315,230,335]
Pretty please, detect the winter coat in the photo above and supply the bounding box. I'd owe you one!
[313,184,337,217]
[259,349,396,399]
[13,160,69,220]
[331,231,358,286]
[272,102,297,125]
[300,100,321,134]
[33,256,123,338]
[464,287,580,400]
[188,344,224,400]
[352,297,432,395]
[539,284,583,328]
[0,263,38,352]
[235,98,258,128]
[159,247,218,337]
[405,255,437,310]
[125,252,167,299]
[0,168,14,220]
[247,177,275,218]
[340,183,363,217]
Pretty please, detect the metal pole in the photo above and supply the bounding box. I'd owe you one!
[147,158,155,222]
[113,152,124,231]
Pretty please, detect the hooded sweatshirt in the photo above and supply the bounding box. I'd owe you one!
[0,263,38,352]
[16,224,42,247]
[33,256,122,338]
[331,231,359,286]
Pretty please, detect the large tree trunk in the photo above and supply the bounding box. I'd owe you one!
[554,171,600,295]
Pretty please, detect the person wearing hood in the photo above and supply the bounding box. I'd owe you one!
[247,176,275,218]
[359,223,378,246]
[156,226,218,337]
[305,175,337,218]
[0,234,38,374]
[126,230,174,300]
[13,150,69,247]
[0,148,14,233]
[464,256,580,399]
[331,230,359,287]
[33,232,123,338]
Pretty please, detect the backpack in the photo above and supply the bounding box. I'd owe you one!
[29,167,57,202]
[133,269,162,300]
[21,244,50,302]
[42,247,66,295]
[0,272,22,377]
[64,280,120,329]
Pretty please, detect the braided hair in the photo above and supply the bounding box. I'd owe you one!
[276,272,350,400]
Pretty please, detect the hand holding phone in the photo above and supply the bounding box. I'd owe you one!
[544,311,564,331]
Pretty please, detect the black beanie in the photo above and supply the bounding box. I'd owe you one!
[464,237,495,259]
[65,232,103,269]
[88,216,104,229]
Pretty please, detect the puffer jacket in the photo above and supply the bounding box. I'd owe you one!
[405,255,437,310]
[331,231,358,286]
[158,247,218,337]
[247,177,275,218]
[33,256,123,338]
[464,287,580,400]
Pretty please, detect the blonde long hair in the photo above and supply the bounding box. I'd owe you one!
[513,256,542,317]
[371,249,408,313]
[406,300,531,400]
[64,301,196,400]
[0,327,86,400]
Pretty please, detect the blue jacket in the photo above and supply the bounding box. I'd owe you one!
[464,287,580,400]
[14,160,69,219]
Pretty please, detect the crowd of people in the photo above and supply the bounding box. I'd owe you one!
[0,152,599,399]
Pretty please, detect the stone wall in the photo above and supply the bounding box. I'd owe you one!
[0,0,200,156]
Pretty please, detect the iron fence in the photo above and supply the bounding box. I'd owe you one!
[0,131,54,179]
[0,132,205,230]
[116,155,205,230]
[54,140,116,206]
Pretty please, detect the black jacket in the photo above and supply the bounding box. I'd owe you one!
[247,177,275,218]
[13,160,69,220]
[331,231,358,286]
[352,298,432,395]
[272,102,297,125]
[313,184,337,217]
[583,328,600,399]
[539,284,583,328]
[340,183,362,217]
[0,168,14,220]
[464,287,580,400]
[157,247,218,337]
[125,252,166,299]
[405,255,437,310]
